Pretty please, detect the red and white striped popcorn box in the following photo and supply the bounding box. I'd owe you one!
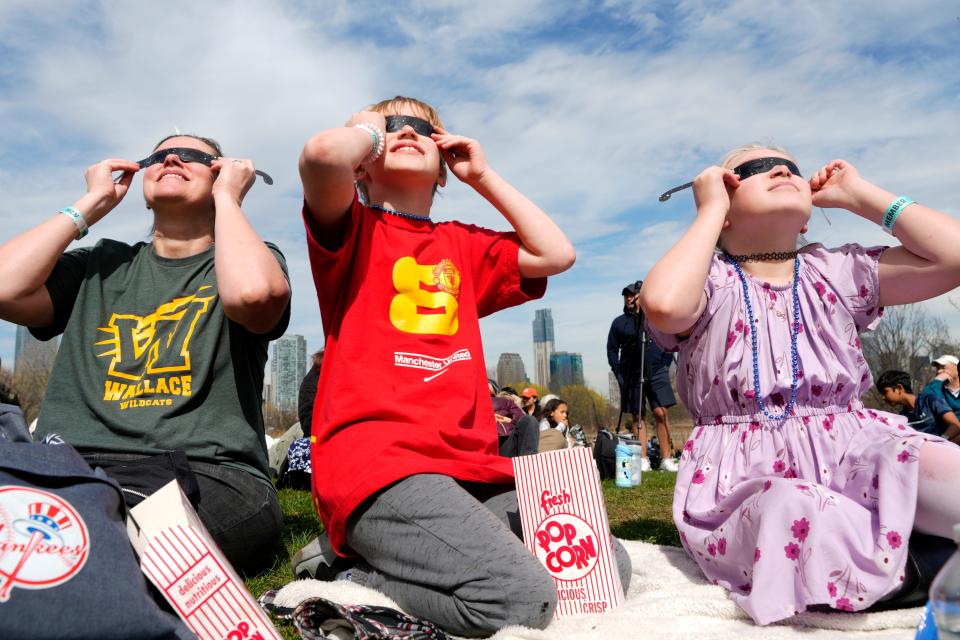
[513,447,623,619]
[126,480,280,640]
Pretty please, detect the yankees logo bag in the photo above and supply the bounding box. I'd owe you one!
[0,403,194,640]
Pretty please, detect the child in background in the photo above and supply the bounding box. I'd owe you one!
[875,370,960,442]
[298,96,629,636]
[640,144,960,624]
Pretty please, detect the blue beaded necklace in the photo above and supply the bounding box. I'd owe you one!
[723,252,801,422]
[370,204,431,221]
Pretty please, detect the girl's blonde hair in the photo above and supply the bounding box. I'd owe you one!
[357,95,447,202]
[719,142,792,169]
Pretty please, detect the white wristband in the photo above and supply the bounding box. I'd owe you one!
[59,206,88,239]
[353,123,385,164]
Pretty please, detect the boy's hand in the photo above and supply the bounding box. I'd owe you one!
[810,160,865,211]
[432,126,489,185]
[345,111,387,134]
[693,165,738,219]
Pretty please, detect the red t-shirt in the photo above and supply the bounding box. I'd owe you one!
[305,196,547,554]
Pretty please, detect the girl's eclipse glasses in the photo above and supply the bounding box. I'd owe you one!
[658,157,802,202]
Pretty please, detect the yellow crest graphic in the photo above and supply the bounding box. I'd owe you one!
[389,257,461,335]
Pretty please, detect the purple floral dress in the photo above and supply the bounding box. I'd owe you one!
[647,243,946,625]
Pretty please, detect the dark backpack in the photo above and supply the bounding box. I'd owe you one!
[593,429,617,480]
[0,404,194,640]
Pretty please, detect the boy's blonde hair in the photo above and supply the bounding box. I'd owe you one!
[357,95,447,202]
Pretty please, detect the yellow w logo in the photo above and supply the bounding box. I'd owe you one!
[95,287,215,381]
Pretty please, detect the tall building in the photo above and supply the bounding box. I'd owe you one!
[549,351,584,392]
[14,326,58,375]
[532,309,555,387]
[608,370,621,408]
[271,334,307,411]
[496,353,527,387]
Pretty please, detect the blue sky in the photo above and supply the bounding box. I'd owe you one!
[1,1,958,393]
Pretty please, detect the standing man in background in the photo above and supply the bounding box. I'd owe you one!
[607,281,679,472]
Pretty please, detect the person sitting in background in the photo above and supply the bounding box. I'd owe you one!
[520,386,538,415]
[279,350,325,490]
[923,355,960,415]
[537,397,568,452]
[877,370,960,442]
[489,380,538,457]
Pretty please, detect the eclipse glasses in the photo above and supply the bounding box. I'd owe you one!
[384,115,435,137]
[658,157,802,202]
[134,147,274,185]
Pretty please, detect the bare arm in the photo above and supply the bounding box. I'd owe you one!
[0,159,139,326]
[639,166,739,335]
[939,411,960,444]
[211,158,291,334]
[432,126,575,278]
[809,160,960,307]
[299,111,385,232]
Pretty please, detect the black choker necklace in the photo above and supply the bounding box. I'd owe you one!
[370,204,431,221]
[724,250,798,263]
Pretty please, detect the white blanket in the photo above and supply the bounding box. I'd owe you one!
[270,540,922,639]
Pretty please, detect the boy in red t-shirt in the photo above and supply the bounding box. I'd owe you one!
[296,96,629,636]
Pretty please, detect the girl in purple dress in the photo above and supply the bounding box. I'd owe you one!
[639,144,960,624]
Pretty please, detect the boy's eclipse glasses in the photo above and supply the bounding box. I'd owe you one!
[658,157,802,202]
[384,115,435,137]
[135,147,274,185]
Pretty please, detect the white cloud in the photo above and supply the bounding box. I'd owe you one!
[1,1,959,399]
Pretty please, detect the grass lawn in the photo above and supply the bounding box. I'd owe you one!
[245,471,679,638]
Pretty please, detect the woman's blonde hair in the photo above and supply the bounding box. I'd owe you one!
[357,96,447,202]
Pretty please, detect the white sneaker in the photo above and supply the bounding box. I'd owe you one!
[660,457,680,472]
[639,457,652,472]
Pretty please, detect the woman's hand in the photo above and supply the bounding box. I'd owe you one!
[432,126,489,185]
[692,165,739,219]
[83,159,140,224]
[211,158,256,206]
[809,160,865,211]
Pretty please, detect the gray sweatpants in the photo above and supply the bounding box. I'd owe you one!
[346,473,632,637]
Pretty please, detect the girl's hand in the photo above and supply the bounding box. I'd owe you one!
[810,160,864,211]
[211,158,256,206]
[83,159,140,223]
[432,126,489,185]
[692,165,739,218]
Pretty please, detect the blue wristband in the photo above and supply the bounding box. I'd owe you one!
[59,206,88,239]
[881,197,915,235]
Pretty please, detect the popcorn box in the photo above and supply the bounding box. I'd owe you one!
[513,447,623,618]
[126,480,280,640]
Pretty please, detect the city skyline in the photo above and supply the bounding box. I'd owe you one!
[496,352,527,388]
[532,309,555,388]
[271,334,307,412]
[549,351,584,392]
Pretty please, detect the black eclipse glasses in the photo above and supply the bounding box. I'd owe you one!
[135,147,274,185]
[658,157,802,202]
[384,115,435,137]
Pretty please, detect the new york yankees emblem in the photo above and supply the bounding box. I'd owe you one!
[0,487,90,602]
